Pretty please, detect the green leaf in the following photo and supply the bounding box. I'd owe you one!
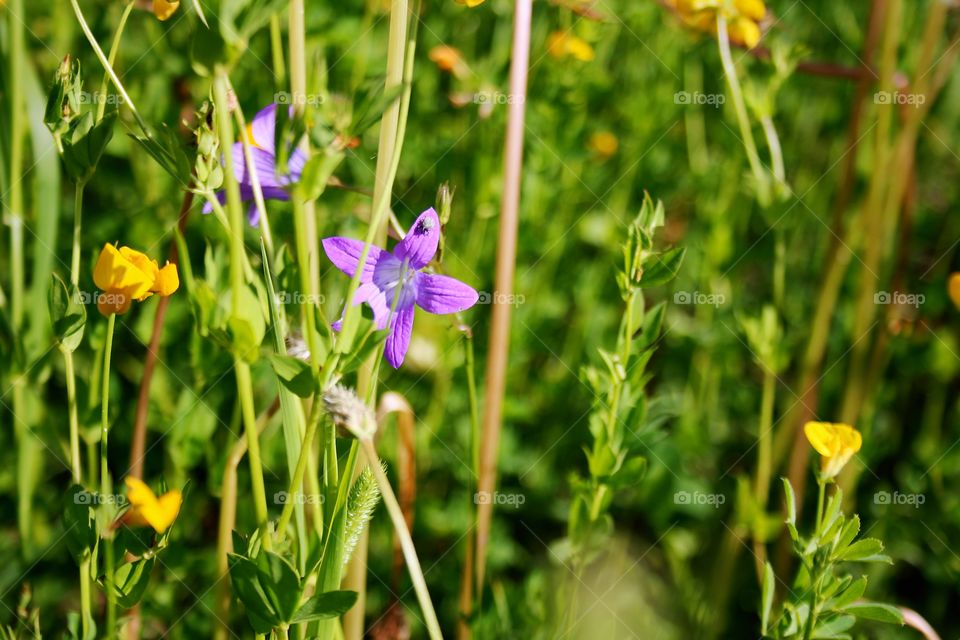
[812,613,855,638]
[294,150,344,202]
[269,353,316,398]
[113,557,155,609]
[228,553,280,633]
[840,602,904,624]
[291,590,358,624]
[48,274,86,352]
[256,551,302,623]
[836,538,889,563]
[640,246,685,287]
[63,485,97,562]
[761,562,775,634]
[826,576,867,611]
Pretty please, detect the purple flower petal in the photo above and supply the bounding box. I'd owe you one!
[331,282,389,331]
[394,208,440,269]
[384,306,415,368]
[249,104,278,153]
[322,237,389,283]
[233,143,293,189]
[416,273,480,314]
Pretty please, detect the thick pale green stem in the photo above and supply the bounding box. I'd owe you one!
[716,13,770,207]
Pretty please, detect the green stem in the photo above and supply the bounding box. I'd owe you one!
[8,0,32,557]
[71,181,85,286]
[96,0,135,123]
[275,402,322,540]
[361,439,443,640]
[70,0,150,136]
[101,312,117,637]
[716,13,770,207]
[814,479,826,533]
[213,70,272,549]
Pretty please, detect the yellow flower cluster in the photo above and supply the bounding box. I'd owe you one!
[803,421,862,480]
[670,0,766,49]
[93,243,179,316]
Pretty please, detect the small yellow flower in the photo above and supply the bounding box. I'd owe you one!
[803,421,862,480]
[948,273,960,310]
[93,243,179,316]
[588,131,619,158]
[123,477,182,534]
[548,32,595,62]
[669,0,766,49]
[455,0,485,6]
[429,45,467,78]
[153,0,180,21]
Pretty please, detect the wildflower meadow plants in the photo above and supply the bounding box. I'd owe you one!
[2,0,960,639]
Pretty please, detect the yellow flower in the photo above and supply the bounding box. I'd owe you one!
[455,0,485,6]
[670,0,766,49]
[123,477,182,534]
[429,45,467,78]
[153,0,180,21]
[803,421,862,480]
[948,273,960,310]
[93,243,179,316]
[548,32,595,62]
[588,131,619,158]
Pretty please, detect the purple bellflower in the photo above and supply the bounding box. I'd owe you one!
[322,208,480,368]
[203,103,305,225]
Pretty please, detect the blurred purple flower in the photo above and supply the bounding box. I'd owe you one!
[322,208,479,368]
[203,103,305,225]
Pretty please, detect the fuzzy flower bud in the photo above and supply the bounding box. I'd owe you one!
[323,384,377,441]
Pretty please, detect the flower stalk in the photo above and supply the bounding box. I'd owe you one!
[475,0,533,597]
[213,69,272,550]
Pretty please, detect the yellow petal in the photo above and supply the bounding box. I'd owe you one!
[153,0,180,21]
[728,17,761,48]
[143,491,182,533]
[125,476,158,508]
[804,421,840,457]
[734,0,766,21]
[548,32,568,59]
[455,0,485,6]
[567,37,595,62]
[948,273,960,310]
[154,263,180,297]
